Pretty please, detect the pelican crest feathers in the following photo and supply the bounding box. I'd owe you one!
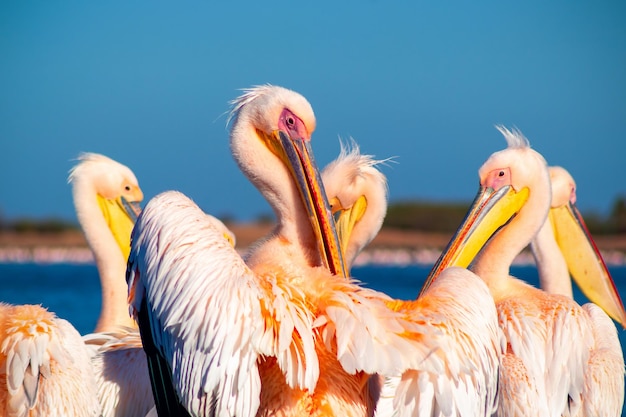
[226,84,316,136]
[495,125,530,149]
[330,137,393,196]
[228,84,276,120]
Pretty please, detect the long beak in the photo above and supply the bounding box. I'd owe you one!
[419,184,529,297]
[330,194,368,272]
[274,130,348,278]
[549,202,626,328]
[97,195,143,261]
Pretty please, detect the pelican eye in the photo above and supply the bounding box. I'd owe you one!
[498,171,505,177]
[125,185,131,191]
[286,116,295,127]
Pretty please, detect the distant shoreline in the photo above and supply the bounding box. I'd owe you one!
[1,227,625,267]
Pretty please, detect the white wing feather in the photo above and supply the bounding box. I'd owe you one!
[497,280,594,417]
[1,304,101,417]
[580,303,625,417]
[127,191,319,417]
[317,282,450,377]
[84,328,154,417]
[375,267,503,417]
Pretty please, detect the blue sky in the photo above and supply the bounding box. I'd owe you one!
[1,1,624,223]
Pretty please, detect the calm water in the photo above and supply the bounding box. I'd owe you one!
[2,263,626,336]
[1,263,626,412]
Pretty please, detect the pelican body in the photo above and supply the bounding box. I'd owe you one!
[70,153,149,417]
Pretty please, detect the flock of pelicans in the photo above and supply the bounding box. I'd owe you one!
[1,84,625,417]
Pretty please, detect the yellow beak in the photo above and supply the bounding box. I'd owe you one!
[97,195,142,261]
[330,194,368,272]
[419,184,529,296]
[266,129,348,278]
[549,202,626,328]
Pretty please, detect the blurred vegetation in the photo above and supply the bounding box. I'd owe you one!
[1,195,625,235]
[382,196,626,236]
[384,200,471,233]
[0,214,80,234]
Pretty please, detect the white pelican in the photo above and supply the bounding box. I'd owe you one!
[320,139,390,269]
[68,153,152,417]
[321,141,502,417]
[421,126,622,417]
[530,165,625,416]
[69,152,143,333]
[127,85,459,417]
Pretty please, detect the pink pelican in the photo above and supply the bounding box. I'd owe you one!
[127,85,459,417]
[71,153,153,417]
[421,126,623,416]
[69,152,143,332]
[68,153,152,417]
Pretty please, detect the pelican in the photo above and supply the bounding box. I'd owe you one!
[69,153,152,417]
[421,126,622,417]
[320,141,502,417]
[127,85,460,417]
[530,165,625,416]
[320,139,389,269]
[69,152,143,332]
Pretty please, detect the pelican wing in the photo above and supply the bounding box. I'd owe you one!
[580,303,625,416]
[317,282,444,376]
[84,328,153,417]
[318,266,502,417]
[376,268,502,417]
[1,304,63,415]
[496,353,543,417]
[0,303,101,417]
[497,280,594,416]
[127,191,318,417]
[544,299,593,416]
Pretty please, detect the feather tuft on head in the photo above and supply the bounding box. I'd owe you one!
[336,137,396,172]
[495,125,530,149]
[226,84,277,127]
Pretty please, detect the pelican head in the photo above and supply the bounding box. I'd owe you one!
[321,139,389,270]
[69,152,143,261]
[421,126,549,293]
[228,85,346,277]
[547,166,626,327]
